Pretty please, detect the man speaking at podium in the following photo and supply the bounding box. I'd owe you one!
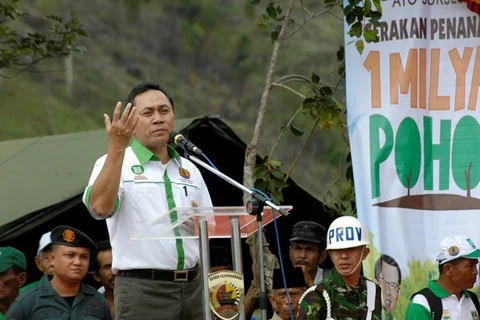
[83,81,213,320]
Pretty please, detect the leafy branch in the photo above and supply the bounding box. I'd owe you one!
[0,0,88,78]
[243,0,296,205]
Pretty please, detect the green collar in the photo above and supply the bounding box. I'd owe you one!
[131,139,179,166]
[329,268,368,291]
[428,280,471,298]
[330,268,346,287]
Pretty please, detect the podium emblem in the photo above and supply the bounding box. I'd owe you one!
[208,271,244,320]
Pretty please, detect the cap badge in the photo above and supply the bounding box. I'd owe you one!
[448,245,459,256]
[62,229,76,243]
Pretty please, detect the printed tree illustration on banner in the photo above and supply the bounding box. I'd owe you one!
[452,116,480,198]
[375,116,480,210]
[395,118,421,197]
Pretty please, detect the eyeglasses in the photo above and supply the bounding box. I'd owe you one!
[379,276,400,292]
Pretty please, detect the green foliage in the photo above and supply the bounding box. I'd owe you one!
[246,0,384,213]
[0,0,87,77]
[0,0,348,202]
[254,157,289,204]
[250,1,287,42]
[362,234,441,319]
[344,0,384,54]
[250,0,384,53]
[362,232,380,280]
[393,259,438,319]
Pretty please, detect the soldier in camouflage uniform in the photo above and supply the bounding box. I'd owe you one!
[297,216,382,320]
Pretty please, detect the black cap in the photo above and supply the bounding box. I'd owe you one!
[289,221,326,247]
[51,225,97,252]
[272,265,306,289]
[210,246,231,268]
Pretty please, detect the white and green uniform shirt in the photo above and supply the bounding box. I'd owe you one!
[406,280,479,320]
[83,139,213,272]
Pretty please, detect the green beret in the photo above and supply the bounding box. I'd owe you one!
[51,225,97,252]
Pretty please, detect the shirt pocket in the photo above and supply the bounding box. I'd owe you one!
[80,307,105,319]
[177,184,201,206]
[31,308,65,320]
[127,182,163,222]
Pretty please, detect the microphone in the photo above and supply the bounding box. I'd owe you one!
[169,131,203,155]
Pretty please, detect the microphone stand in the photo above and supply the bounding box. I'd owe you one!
[182,151,290,320]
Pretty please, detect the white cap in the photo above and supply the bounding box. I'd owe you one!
[326,216,370,250]
[37,231,52,256]
[436,235,480,265]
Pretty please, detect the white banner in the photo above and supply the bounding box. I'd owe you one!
[345,1,480,318]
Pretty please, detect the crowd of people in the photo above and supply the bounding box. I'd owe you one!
[2,218,478,319]
[1,81,479,319]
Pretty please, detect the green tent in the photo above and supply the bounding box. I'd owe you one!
[0,117,197,240]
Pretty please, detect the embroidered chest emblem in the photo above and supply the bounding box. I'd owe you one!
[88,299,99,310]
[442,309,451,320]
[132,165,148,180]
[131,165,144,174]
[179,168,191,179]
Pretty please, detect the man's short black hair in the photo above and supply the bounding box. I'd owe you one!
[126,81,175,111]
[375,254,402,285]
[42,243,53,254]
[438,256,464,274]
[96,240,112,253]
[93,240,112,273]
[11,265,26,274]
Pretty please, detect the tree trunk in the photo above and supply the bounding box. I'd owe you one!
[465,161,473,198]
[65,55,73,100]
[243,0,296,205]
[407,171,412,196]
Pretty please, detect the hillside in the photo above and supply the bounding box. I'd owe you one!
[0,0,348,201]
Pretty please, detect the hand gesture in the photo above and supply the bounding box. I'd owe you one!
[301,265,314,287]
[104,102,139,150]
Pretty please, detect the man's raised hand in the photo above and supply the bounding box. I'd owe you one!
[300,265,315,287]
[104,102,139,149]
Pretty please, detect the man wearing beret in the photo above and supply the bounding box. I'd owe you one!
[6,225,111,320]
[0,247,27,319]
